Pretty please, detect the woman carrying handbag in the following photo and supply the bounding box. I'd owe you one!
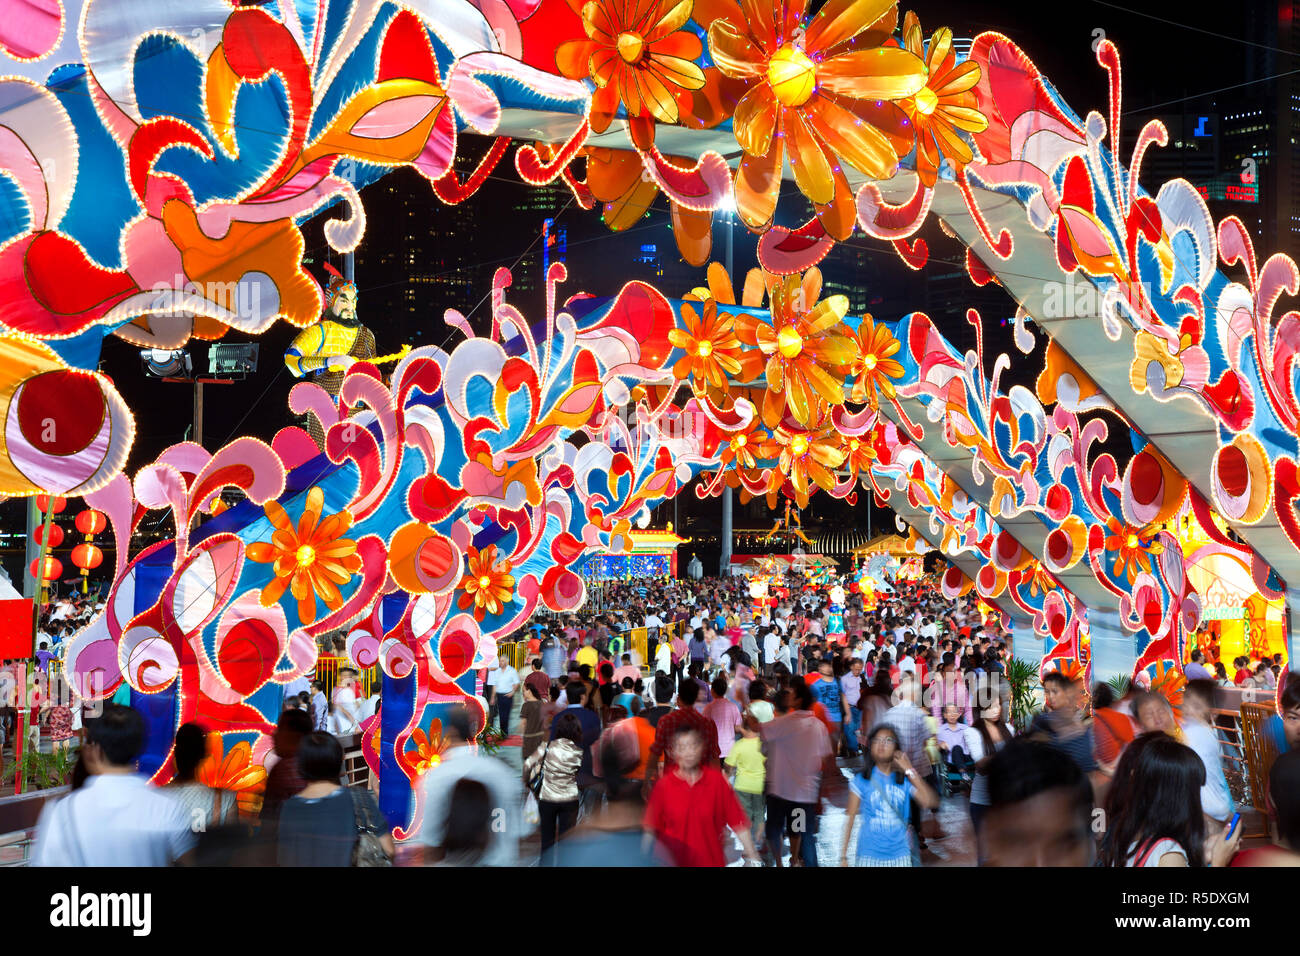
[524,712,584,866]
[277,733,394,867]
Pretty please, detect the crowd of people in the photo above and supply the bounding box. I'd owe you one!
[17,569,1300,869]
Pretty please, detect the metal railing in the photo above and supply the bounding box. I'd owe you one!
[1240,701,1280,815]
[314,656,378,699]
[1212,706,1252,809]
[0,787,67,867]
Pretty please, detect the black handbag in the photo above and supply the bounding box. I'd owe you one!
[527,744,546,798]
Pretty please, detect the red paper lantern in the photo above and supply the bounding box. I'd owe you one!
[70,544,103,571]
[30,557,63,582]
[75,509,107,535]
[35,494,67,514]
[31,523,64,549]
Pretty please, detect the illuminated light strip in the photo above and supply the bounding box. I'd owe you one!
[515,119,590,186]
[560,164,595,209]
[854,178,933,240]
[891,236,927,270]
[955,165,1012,259]
[637,144,732,213]
[1093,38,1123,215]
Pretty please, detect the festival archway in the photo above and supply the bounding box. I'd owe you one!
[2,0,1293,832]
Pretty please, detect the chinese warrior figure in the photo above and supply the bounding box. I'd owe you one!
[285,265,376,447]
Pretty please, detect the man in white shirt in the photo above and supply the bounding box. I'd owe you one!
[763,629,782,673]
[418,705,521,865]
[654,639,674,675]
[493,653,521,734]
[330,668,363,736]
[644,609,664,629]
[33,704,196,866]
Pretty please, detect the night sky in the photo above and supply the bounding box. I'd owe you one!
[0,1,1281,586]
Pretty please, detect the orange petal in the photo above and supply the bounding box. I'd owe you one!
[707,19,765,78]
[290,569,312,600]
[783,108,835,205]
[800,266,823,306]
[706,261,736,305]
[931,119,974,166]
[647,0,694,40]
[638,67,682,123]
[735,129,783,230]
[942,104,989,133]
[555,38,597,79]
[738,0,776,52]
[648,53,707,91]
[925,27,953,75]
[814,161,857,240]
[804,292,849,333]
[787,373,814,424]
[934,60,981,97]
[805,94,899,179]
[298,487,324,541]
[245,541,277,563]
[589,46,619,85]
[803,0,897,54]
[263,499,291,532]
[732,81,778,157]
[260,576,289,607]
[297,589,317,626]
[805,360,847,404]
[671,203,713,266]
[816,48,927,100]
[581,0,614,42]
[741,267,766,308]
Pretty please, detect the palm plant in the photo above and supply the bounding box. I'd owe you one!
[1105,674,1132,699]
[16,746,78,790]
[1005,657,1042,732]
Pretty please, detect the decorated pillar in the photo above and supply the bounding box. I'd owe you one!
[720,485,733,576]
[1285,587,1300,675]
[1086,608,1136,684]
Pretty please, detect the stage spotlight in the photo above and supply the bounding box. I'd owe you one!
[140,348,192,378]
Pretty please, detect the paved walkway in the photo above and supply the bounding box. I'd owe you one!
[490,704,975,866]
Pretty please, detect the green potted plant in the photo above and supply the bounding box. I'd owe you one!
[1005,657,1042,732]
[1105,674,1132,699]
[16,747,78,791]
